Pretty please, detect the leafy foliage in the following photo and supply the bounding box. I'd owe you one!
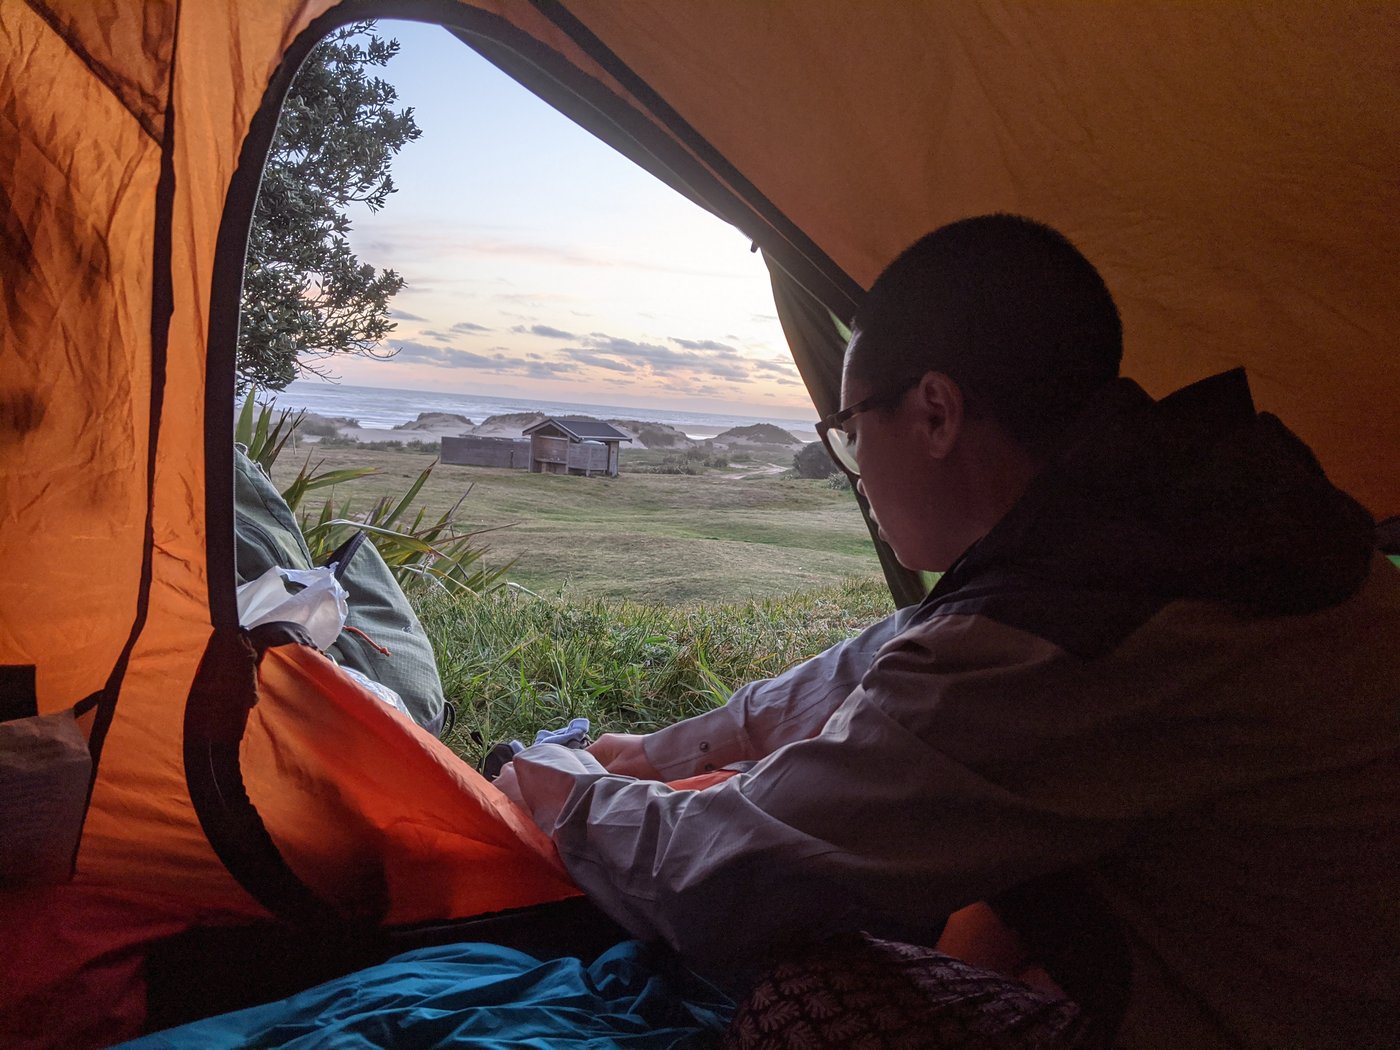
[793,440,839,479]
[299,464,511,597]
[236,391,507,597]
[238,21,422,392]
[235,390,376,500]
[629,447,731,475]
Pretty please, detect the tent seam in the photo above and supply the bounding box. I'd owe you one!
[21,0,166,143]
[77,0,181,853]
[529,0,864,316]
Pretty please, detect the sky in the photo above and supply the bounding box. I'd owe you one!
[324,20,810,419]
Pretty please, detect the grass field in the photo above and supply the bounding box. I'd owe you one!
[266,439,893,752]
[273,443,882,605]
[419,575,896,762]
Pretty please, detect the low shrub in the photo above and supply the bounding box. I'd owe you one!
[629,462,704,476]
[793,440,835,479]
[312,436,441,453]
[357,438,441,453]
[628,448,731,474]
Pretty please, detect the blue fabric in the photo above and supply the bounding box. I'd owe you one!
[120,940,732,1049]
[510,716,592,753]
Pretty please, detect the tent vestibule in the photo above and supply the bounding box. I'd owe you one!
[2,2,1397,1046]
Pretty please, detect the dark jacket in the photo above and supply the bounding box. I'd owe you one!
[514,370,1400,1048]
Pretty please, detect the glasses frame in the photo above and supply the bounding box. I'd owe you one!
[815,378,919,478]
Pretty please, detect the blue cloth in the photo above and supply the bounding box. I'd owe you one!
[508,716,592,754]
[120,940,732,1049]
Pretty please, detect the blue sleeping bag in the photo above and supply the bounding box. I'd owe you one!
[120,940,733,1048]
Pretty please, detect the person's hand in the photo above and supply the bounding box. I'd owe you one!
[587,733,661,779]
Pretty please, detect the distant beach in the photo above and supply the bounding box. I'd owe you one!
[274,381,820,445]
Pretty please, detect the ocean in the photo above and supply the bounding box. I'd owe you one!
[277,381,820,441]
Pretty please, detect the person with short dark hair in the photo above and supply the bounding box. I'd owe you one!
[846,213,1123,454]
[498,215,1400,1047]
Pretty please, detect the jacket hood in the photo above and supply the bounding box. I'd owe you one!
[947,369,1376,616]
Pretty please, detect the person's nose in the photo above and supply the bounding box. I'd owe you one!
[856,478,867,499]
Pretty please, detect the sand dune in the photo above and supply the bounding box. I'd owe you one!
[298,410,812,450]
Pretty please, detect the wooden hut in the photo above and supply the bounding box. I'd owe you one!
[523,418,632,477]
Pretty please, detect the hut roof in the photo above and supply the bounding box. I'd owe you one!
[523,418,633,443]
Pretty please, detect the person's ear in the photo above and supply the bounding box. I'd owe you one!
[913,372,964,459]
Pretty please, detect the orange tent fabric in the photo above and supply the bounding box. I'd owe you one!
[2,1,1397,1044]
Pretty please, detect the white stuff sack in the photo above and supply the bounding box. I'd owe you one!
[340,665,413,719]
[0,710,92,885]
[236,565,349,651]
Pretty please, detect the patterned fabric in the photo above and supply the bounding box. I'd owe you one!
[724,934,1087,1050]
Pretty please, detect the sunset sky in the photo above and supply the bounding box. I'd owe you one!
[327,20,810,418]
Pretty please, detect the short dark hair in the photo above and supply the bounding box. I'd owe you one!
[847,214,1122,451]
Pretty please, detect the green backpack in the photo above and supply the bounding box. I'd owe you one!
[233,448,448,735]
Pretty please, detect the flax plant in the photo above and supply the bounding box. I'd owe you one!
[236,390,508,596]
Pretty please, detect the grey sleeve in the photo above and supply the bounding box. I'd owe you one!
[511,614,1125,966]
[641,607,916,779]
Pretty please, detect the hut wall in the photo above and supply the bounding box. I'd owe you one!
[566,441,610,475]
[441,436,530,469]
[531,434,570,474]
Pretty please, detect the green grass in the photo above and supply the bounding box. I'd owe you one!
[272,441,895,763]
[275,444,879,604]
[418,576,895,766]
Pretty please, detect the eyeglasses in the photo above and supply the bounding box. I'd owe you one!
[815,379,919,478]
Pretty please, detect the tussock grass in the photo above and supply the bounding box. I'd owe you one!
[418,576,894,766]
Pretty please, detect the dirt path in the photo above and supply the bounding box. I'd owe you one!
[724,462,789,480]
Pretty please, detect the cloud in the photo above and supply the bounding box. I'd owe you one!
[388,308,425,321]
[583,334,671,356]
[510,323,579,340]
[384,340,578,378]
[747,357,801,378]
[540,331,790,385]
[494,291,577,306]
[378,318,802,394]
[559,349,637,374]
[467,238,614,269]
[389,341,501,368]
[670,337,738,353]
[525,361,580,378]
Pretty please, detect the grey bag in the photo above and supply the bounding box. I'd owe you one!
[233,448,447,734]
[0,709,91,885]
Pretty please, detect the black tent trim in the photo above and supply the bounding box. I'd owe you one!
[20,0,170,142]
[527,0,865,318]
[197,0,387,922]
[459,7,930,606]
[197,0,922,920]
[184,626,345,927]
[81,0,185,857]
